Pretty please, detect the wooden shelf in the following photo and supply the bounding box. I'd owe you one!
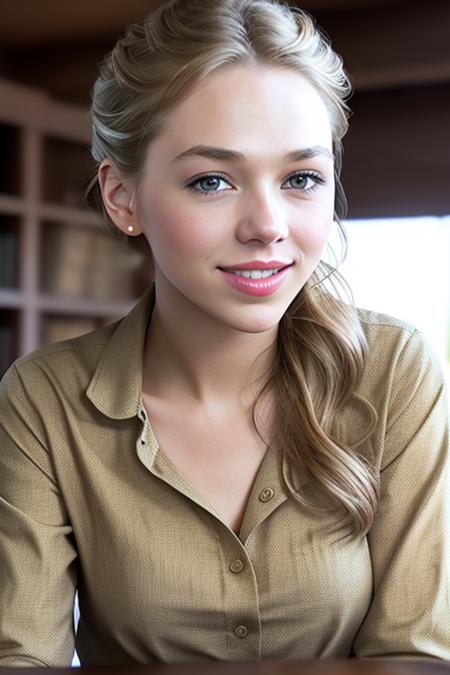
[0,77,153,378]
[37,293,134,317]
[0,195,104,226]
[0,288,23,308]
[38,202,103,227]
[42,135,93,208]
[0,194,26,215]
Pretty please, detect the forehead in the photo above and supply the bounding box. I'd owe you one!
[149,64,333,161]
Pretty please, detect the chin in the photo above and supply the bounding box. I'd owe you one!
[219,308,285,335]
[240,323,280,335]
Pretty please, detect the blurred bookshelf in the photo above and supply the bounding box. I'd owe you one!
[0,78,153,379]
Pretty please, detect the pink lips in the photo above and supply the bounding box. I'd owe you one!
[220,260,292,271]
[218,263,293,297]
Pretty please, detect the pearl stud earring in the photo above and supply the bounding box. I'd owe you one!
[127,225,135,233]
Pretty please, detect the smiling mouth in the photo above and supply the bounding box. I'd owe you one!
[216,263,293,296]
[217,265,292,280]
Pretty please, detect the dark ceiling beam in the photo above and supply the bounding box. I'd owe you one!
[316,0,450,90]
[341,82,450,218]
[0,44,110,104]
[0,0,392,47]
[350,61,450,91]
[0,1,162,48]
[1,1,449,103]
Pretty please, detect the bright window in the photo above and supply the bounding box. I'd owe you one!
[328,216,450,387]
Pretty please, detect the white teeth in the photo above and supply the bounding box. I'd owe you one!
[230,268,280,279]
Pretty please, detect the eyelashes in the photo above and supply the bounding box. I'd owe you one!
[185,170,326,199]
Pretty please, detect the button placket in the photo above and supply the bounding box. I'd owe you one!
[229,559,244,573]
[219,537,261,658]
[234,624,248,638]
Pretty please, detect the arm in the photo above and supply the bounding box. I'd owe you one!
[0,363,77,667]
[352,328,450,660]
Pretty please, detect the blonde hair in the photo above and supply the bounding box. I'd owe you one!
[86,0,378,537]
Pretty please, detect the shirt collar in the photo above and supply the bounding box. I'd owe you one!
[86,283,156,420]
[85,282,307,493]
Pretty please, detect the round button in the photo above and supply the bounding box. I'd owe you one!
[234,625,248,638]
[229,559,244,573]
[259,487,275,502]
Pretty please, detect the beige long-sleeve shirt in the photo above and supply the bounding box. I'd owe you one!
[0,283,449,667]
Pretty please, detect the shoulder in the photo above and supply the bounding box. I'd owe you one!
[354,305,448,432]
[0,320,121,406]
[346,306,449,472]
[356,306,416,341]
[356,305,441,377]
[14,320,120,366]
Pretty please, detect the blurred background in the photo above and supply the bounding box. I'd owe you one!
[0,0,449,383]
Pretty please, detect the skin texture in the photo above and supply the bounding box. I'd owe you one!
[99,63,335,416]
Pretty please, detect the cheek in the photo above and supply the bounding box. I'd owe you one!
[141,199,220,260]
[293,204,334,254]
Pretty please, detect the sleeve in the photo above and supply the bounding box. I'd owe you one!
[0,362,78,667]
[352,328,450,660]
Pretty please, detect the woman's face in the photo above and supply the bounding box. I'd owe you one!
[135,63,335,333]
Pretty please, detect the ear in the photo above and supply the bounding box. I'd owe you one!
[97,159,141,236]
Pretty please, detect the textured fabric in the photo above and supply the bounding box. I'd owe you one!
[0,283,449,667]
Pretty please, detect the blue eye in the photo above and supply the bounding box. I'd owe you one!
[186,174,232,197]
[286,172,324,191]
[185,170,325,198]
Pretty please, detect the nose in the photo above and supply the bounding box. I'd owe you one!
[235,187,289,245]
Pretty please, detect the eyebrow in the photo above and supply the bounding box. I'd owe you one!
[171,144,334,164]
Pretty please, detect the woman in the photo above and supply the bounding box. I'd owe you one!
[0,0,449,667]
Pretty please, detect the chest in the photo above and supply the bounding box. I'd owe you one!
[142,395,272,534]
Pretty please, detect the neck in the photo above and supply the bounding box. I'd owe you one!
[143,284,278,415]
